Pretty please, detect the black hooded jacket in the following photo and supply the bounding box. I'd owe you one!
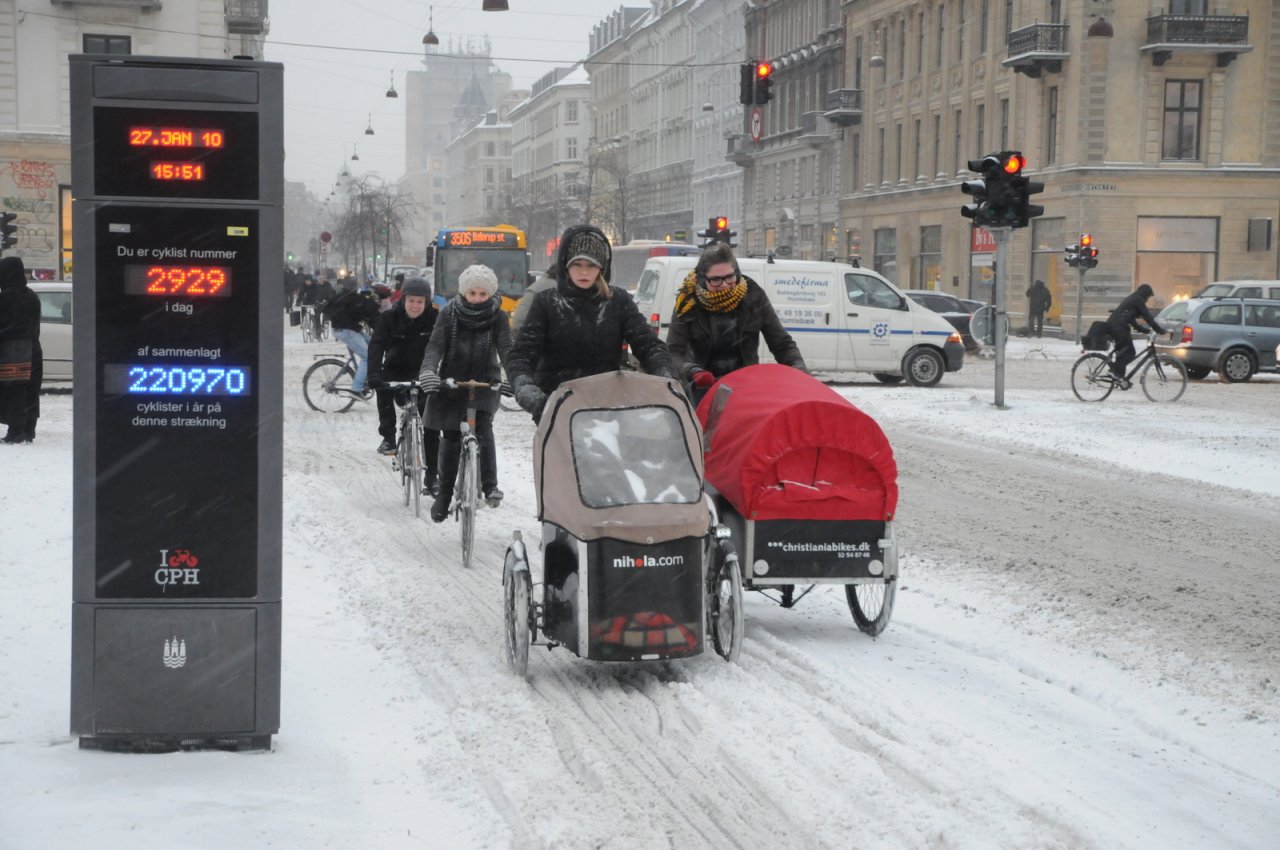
[1107,284,1164,334]
[367,300,438,383]
[0,256,41,426]
[506,225,671,394]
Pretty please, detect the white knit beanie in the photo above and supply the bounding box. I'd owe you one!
[458,264,498,299]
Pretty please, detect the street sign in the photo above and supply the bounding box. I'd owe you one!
[750,108,763,142]
[970,305,1008,347]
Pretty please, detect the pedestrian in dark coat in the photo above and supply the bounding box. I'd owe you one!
[506,224,671,421]
[367,278,440,488]
[1106,284,1165,381]
[417,265,513,521]
[1026,279,1051,338]
[0,256,42,443]
[666,243,806,402]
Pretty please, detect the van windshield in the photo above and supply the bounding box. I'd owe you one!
[1197,284,1233,297]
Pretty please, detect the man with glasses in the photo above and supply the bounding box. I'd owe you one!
[666,243,806,402]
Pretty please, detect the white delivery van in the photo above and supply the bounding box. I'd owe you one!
[634,256,964,386]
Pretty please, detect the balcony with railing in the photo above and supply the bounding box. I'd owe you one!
[798,111,833,148]
[226,0,269,35]
[1141,12,1250,66]
[1002,22,1069,78]
[726,134,753,167]
[823,89,863,127]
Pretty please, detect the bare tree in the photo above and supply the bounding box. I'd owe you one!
[332,174,421,280]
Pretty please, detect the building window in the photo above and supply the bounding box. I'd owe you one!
[874,228,898,283]
[913,118,922,181]
[566,100,579,123]
[1163,81,1201,160]
[878,128,886,186]
[84,34,131,54]
[919,225,942,290]
[975,103,985,158]
[898,18,907,80]
[850,131,862,192]
[980,0,989,54]
[936,4,946,69]
[854,36,863,91]
[932,114,941,177]
[485,167,494,185]
[999,98,1009,150]
[895,124,903,182]
[567,137,578,160]
[1005,0,1013,33]
[957,0,966,63]
[1030,217,1066,323]
[485,142,495,157]
[1046,86,1059,164]
[1170,0,1208,11]
[917,12,925,75]
[953,108,963,174]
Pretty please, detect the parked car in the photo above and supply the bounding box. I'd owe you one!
[1193,280,1280,301]
[31,281,73,384]
[1160,297,1280,382]
[902,289,979,352]
[958,297,987,313]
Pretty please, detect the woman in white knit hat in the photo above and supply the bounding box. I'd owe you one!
[417,264,512,522]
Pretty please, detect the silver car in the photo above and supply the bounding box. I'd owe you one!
[31,281,73,384]
[1161,297,1280,382]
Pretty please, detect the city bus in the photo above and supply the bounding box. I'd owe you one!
[427,224,530,312]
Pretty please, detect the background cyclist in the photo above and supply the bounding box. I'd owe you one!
[323,277,382,398]
[1105,283,1165,387]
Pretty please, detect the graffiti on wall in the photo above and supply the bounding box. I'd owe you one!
[1,158,63,278]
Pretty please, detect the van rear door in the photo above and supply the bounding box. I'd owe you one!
[842,271,913,371]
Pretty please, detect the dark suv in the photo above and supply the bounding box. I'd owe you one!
[1161,297,1280,382]
[902,290,978,351]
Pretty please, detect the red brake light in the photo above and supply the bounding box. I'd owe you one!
[1180,325,1193,344]
[649,313,660,328]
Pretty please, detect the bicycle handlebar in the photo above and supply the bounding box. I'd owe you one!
[382,380,418,390]
[444,378,496,390]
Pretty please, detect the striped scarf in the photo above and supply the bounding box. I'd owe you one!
[673,271,748,316]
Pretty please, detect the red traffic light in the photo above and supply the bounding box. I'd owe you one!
[755,61,773,80]
[1002,153,1026,174]
[714,216,729,231]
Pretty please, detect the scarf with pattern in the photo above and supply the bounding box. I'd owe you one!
[445,295,502,375]
[673,270,748,316]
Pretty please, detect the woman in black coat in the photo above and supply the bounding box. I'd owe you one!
[367,277,440,490]
[417,264,513,521]
[0,256,42,444]
[506,224,671,421]
[665,243,805,402]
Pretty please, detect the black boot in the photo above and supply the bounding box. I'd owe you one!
[432,433,461,523]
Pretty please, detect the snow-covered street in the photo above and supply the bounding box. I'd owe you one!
[2,328,1278,849]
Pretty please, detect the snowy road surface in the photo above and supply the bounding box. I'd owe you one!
[2,329,1278,849]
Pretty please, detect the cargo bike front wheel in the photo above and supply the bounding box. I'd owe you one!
[846,580,896,637]
[708,544,744,662]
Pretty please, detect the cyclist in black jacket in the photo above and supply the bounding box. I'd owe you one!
[367,277,440,491]
[324,279,382,395]
[1106,284,1165,385]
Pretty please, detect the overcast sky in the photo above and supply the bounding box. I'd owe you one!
[266,0,629,197]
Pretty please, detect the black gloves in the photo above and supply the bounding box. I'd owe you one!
[511,375,547,420]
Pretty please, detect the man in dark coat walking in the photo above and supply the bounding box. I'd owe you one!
[1026,279,1051,338]
[0,256,42,443]
[1105,283,1164,385]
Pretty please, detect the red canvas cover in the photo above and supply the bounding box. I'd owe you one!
[696,364,898,521]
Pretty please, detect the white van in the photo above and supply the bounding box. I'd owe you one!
[634,256,964,386]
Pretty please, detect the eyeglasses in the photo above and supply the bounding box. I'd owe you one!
[704,273,738,286]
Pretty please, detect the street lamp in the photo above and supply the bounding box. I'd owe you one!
[423,6,439,45]
[482,0,509,10]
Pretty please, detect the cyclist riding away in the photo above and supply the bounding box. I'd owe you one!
[324,277,382,398]
[418,264,513,522]
[366,278,441,496]
[1105,283,1165,388]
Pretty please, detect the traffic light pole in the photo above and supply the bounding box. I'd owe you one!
[992,226,1011,409]
[1074,266,1088,343]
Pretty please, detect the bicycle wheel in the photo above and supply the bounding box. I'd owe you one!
[300,311,313,343]
[847,579,897,637]
[708,548,744,662]
[407,423,424,517]
[1141,353,1188,403]
[302,358,357,413]
[1071,353,1115,402]
[458,438,479,569]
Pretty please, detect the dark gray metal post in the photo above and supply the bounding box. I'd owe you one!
[992,227,1011,409]
[69,55,283,751]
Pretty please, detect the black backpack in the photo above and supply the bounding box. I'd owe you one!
[1082,321,1110,351]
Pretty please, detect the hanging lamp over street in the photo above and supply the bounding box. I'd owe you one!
[365,114,374,135]
[423,6,440,45]
[385,71,398,98]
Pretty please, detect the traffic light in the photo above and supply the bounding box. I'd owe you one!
[696,217,717,247]
[713,216,737,246]
[739,63,755,106]
[0,211,16,251]
[753,61,774,105]
[960,155,1002,227]
[1080,233,1098,269]
[286,251,295,263]
[999,151,1045,228]
[1064,242,1080,267]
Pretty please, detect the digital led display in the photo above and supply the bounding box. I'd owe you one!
[150,162,205,181]
[130,127,225,148]
[123,264,230,297]
[93,107,259,200]
[443,229,520,248]
[103,364,251,396]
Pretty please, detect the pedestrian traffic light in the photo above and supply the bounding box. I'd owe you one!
[753,61,774,105]
[1080,233,1098,269]
[0,211,16,251]
[960,155,1002,227]
[739,63,755,106]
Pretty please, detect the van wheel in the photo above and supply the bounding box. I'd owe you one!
[872,373,904,385]
[1185,365,1211,380]
[903,348,945,387]
[1217,348,1255,383]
